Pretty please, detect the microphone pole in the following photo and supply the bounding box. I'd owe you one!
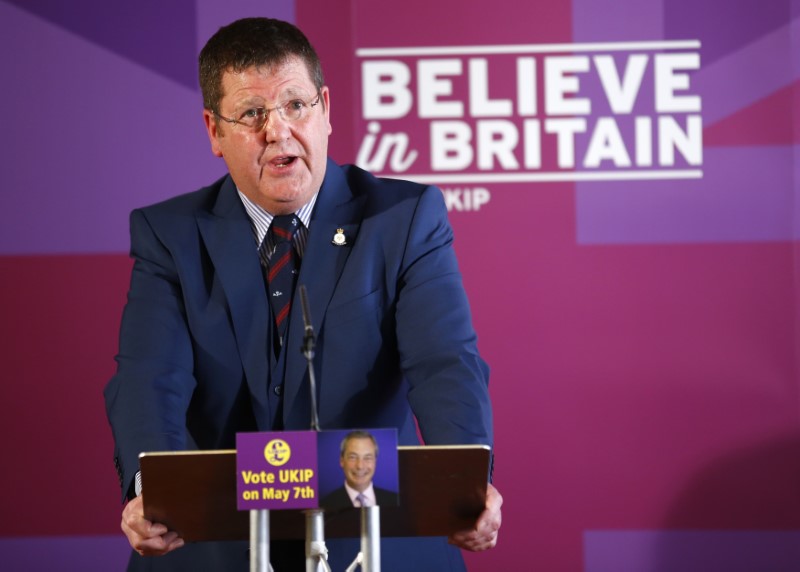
[298,286,329,572]
[298,285,320,432]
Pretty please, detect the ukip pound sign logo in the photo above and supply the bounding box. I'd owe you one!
[264,439,291,466]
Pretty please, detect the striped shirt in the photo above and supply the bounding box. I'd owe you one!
[237,189,318,264]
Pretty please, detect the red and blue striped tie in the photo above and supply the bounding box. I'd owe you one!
[266,214,299,353]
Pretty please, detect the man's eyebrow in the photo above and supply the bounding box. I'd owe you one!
[232,96,266,110]
[232,87,314,110]
[279,86,316,100]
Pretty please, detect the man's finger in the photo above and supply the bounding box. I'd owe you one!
[120,494,185,556]
[448,483,503,551]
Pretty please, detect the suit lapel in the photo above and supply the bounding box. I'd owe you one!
[196,177,272,427]
[283,160,365,425]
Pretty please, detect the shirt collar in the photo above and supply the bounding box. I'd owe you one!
[344,482,376,506]
[236,189,318,247]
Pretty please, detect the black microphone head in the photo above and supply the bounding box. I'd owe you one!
[299,284,314,332]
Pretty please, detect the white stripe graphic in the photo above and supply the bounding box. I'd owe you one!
[383,169,703,184]
[356,40,701,58]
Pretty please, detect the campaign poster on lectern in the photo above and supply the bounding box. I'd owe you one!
[317,428,399,510]
[236,430,319,510]
[236,429,399,511]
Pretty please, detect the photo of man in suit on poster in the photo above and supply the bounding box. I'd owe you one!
[321,430,399,509]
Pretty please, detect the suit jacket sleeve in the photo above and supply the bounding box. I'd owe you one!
[104,207,197,500]
[394,186,493,448]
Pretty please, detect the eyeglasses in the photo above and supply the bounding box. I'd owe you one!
[213,92,321,132]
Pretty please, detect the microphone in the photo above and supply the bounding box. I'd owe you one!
[299,284,315,357]
[298,285,320,431]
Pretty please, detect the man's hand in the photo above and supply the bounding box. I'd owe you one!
[121,495,185,556]
[449,483,503,551]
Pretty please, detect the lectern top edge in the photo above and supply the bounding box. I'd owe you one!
[139,443,491,459]
[140,449,236,459]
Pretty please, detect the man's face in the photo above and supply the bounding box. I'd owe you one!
[340,437,377,493]
[203,57,331,215]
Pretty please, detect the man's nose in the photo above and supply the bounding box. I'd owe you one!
[263,109,291,141]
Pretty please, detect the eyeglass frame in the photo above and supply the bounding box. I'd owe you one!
[211,91,322,131]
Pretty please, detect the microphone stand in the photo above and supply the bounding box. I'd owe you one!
[299,285,328,572]
[299,285,378,571]
[299,285,320,432]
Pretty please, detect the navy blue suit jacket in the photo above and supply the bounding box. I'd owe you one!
[104,159,492,571]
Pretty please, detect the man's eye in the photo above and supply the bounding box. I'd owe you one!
[286,99,306,111]
[241,108,265,120]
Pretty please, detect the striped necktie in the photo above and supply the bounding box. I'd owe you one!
[266,214,299,353]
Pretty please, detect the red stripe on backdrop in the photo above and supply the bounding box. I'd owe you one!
[0,254,132,536]
[704,79,800,146]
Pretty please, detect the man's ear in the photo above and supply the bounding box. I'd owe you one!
[202,109,224,158]
[321,86,332,137]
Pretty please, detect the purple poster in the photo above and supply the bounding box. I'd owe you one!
[237,431,319,511]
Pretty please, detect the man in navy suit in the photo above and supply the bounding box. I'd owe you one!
[321,430,399,509]
[105,17,501,571]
